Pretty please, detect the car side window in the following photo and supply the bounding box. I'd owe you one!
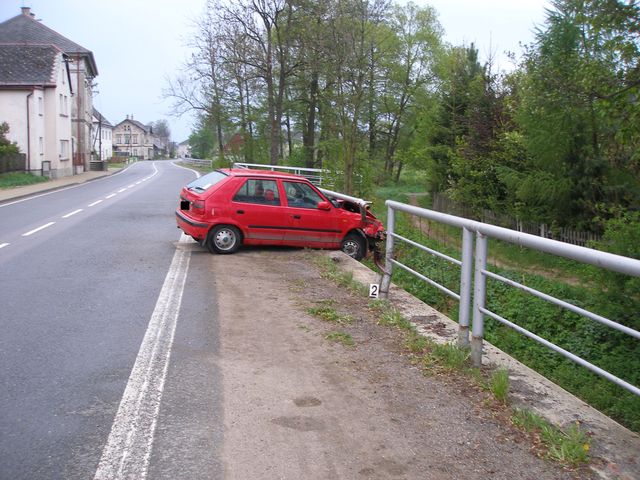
[283,181,324,209]
[233,179,280,205]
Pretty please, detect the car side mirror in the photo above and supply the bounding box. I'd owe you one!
[317,201,331,211]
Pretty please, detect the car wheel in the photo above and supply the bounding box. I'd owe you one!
[207,225,242,254]
[341,233,366,260]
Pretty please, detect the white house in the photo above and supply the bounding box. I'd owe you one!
[0,43,73,178]
[91,108,113,161]
[0,7,98,176]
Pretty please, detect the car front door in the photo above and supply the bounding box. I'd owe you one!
[230,178,287,244]
[282,180,343,248]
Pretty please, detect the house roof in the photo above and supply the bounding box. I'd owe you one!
[114,118,153,134]
[0,8,98,77]
[0,43,61,86]
[92,108,113,127]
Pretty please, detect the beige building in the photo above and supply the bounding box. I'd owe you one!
[0,7,98,176]
[113,117,162,160]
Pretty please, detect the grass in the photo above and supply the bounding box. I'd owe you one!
[512,408,591,466]
[0,172,49,189]
[313,255,369,296]
[490,368,510,404]
[306,300,353,325]
[424,342,471,372]
[325,331,355,347]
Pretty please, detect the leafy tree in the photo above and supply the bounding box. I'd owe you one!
[517,0,640,227]
[188,115,217,159]
[0,122,19,154]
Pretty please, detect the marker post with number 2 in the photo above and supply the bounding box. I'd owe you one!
[369,284,380,299]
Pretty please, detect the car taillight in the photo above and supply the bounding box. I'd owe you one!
[192,200,204,210]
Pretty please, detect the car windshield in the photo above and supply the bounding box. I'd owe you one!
[186,170,228,192]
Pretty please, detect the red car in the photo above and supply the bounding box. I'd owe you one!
[175,168,385,260]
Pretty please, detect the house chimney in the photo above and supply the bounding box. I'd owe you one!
[126,114,129,120]
[21,7,31,16]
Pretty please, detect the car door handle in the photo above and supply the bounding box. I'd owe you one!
[237,210,245,214]
[292,215,301,219]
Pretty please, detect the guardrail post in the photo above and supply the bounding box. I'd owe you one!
[380,205,395,299]
[471,232,487,367]
[458,227,474,348]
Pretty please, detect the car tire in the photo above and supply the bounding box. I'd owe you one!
[341,232,366,260]
[207,225,242,254]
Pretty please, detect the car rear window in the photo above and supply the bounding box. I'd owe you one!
[185,170,228,193]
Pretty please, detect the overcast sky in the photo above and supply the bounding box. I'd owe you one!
[1,0,551,143]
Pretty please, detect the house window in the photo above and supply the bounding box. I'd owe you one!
[133,149,138,156]
[132,134,138,144]
[60,140,70,159]
[38,97,43,116]
[124,134,130,144]
[59,94,63,113]
[39,137,44,155]
[64,96,68,115]
[116,134,122,144]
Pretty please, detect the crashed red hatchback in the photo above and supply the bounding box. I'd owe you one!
[175,168,385,260]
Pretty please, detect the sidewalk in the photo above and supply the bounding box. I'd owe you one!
[0,168,118,204]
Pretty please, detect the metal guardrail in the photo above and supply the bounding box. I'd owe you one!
[380,200,640,397]
[180,158,212,168]
[233,162,325,186]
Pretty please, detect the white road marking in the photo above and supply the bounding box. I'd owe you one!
[89,200,103,207]
[0,243,9,249]
[22,222,55,237]
[118,188,127,193]
[106,194,117,199]
[62,209,83,219]
[94,234,192,480]
[127,184,135,188]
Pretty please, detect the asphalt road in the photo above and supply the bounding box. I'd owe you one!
[0,161,222,479]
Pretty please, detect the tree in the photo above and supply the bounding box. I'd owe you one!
[378,2,442,182]
[517,0,640,227]
[164,0,230,161]
[0,122,19,154]
[152,119,171,148]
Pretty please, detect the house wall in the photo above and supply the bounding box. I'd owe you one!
[91,120,113,161]
[44,55,73,178]
[113,120,153,160]
[0,54,74,178]
[69,55,94,173]
[2,89,30,156]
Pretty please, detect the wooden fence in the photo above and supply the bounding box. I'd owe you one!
[431,192,601,247]
[0,152,26,174]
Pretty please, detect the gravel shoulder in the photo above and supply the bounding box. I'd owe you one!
[211,248,591,479]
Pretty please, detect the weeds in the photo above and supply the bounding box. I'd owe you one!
[307,301,353,325]
[490,368,510,404]
[512,409,591,466]
[325,331,355,347]
[405,332,429,353]
[313,255,369,295]
[424,342,470,372]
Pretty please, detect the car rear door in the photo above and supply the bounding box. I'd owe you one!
[281,180,343,248]
[229,178,288,244]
